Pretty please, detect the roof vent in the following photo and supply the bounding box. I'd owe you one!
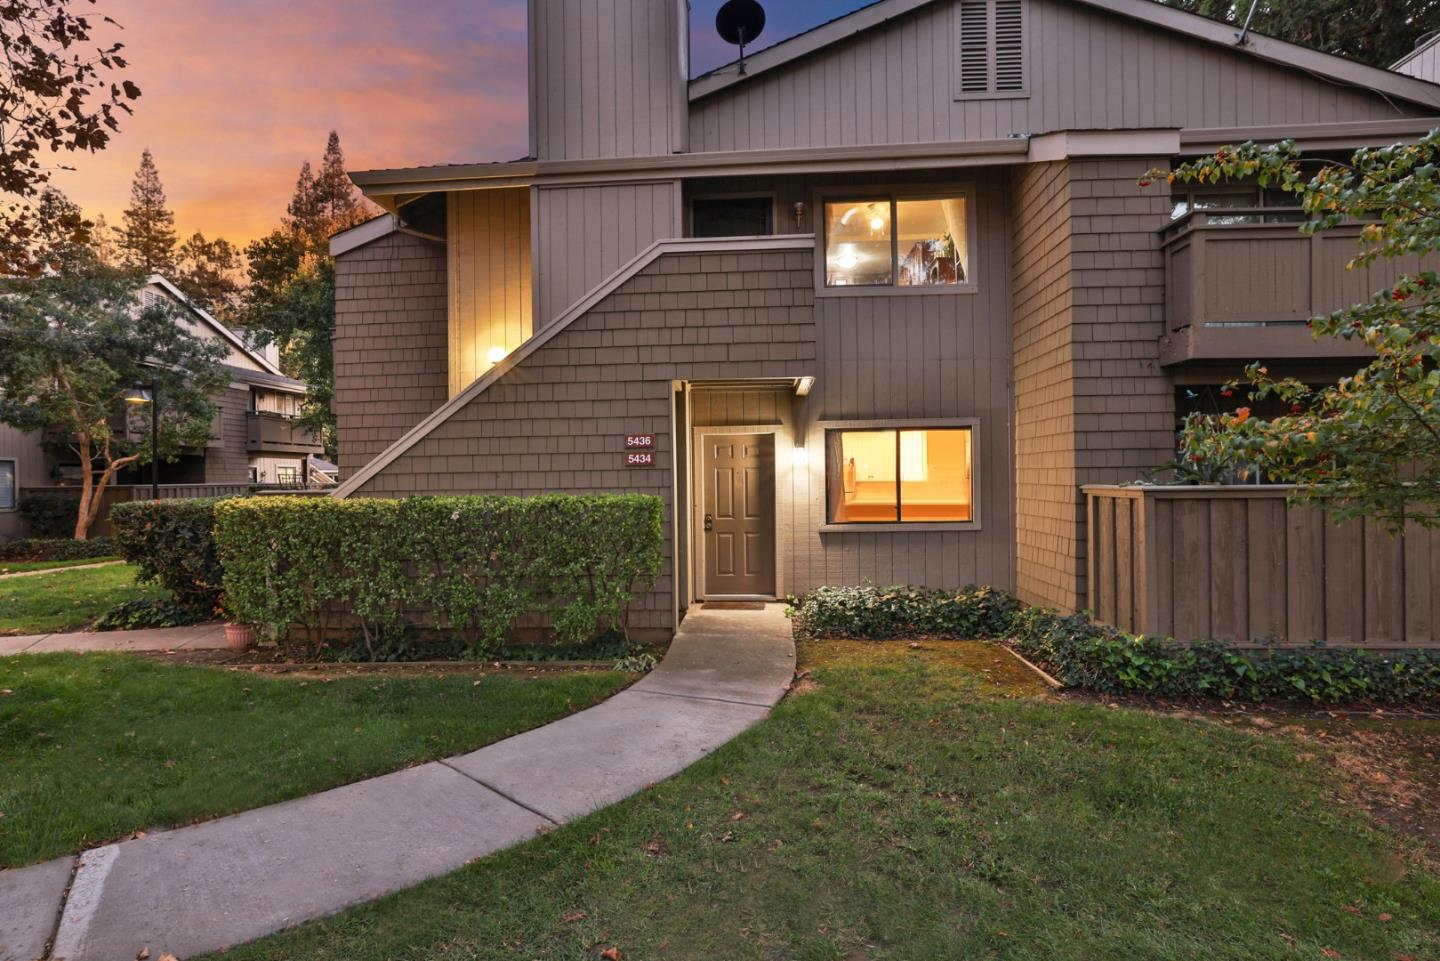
[956,0,1026,98]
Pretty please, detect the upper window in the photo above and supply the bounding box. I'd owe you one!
[825,427,974,525]
[824,195,972,289]
[0,459,15,511]
[692,196,774,238]
[955,0,1025,99]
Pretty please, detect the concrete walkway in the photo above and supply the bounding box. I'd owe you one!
[0,604,795,961]
[0,622,233,656]
[0,560,125,579]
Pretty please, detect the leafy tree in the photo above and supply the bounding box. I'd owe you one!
[241,131,374,457]
[117,148,176,274]
[0,264,228,538]
[0,187,92,274]
[1157,130,1440,530]
[1158,0,1440,69]
[174,231,243,318]
[0,0,139,276]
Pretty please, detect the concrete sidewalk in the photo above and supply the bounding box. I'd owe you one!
[0,622,232,656]
[0,604,795,961]
[0,560,125,579]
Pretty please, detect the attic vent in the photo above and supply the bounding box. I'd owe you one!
[955,0,1027,99]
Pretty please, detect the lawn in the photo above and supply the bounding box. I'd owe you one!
[0,653,631,867]
[0,556,121,575]
[211,639,1440,961]
[0,563,164,635]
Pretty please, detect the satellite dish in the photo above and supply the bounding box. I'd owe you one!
[716,0,766,75]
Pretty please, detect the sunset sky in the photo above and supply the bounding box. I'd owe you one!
[52,0,867,247]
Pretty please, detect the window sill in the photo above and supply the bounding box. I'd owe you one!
[815,284,979,298]
[820,522,981,533]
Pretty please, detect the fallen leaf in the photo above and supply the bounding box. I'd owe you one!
[729,811,745,822]
[0,689,12,696]
[136,949,150,960]
[1322,948,1341,958]
[561,909,586,923]
[1342,905,1363,916]
[162,759,176,769]
[600,949,621,960]
[1378,912,1393,922]
[159,954,181,961]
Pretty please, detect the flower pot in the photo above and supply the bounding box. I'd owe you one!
[224,623,253,650]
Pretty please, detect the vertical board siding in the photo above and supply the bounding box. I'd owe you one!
[332,231,449,480]
[1087,486,1440,647]
[203,387,253,485]
[1394,38,1440,83]
[529,0,683,160]
[449,188,533,396]
[533,182,680,328]
[689,0,1425,153]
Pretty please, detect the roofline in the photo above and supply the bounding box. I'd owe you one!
[687,0,1440,110]
[332,234,814,499]
[145,275,287,379]
[1392,31,1440,70]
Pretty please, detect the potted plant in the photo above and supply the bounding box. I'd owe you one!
[223,621,253,650]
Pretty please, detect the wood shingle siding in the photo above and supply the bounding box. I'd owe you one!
[351,247,818,635]
[333,231,449,479]
[687,0,1427,153]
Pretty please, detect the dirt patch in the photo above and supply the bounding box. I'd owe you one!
[796,638,1053,699]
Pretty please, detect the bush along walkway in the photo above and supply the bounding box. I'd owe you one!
[0,604,796,961]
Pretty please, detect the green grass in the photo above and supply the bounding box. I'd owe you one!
[0,563,164,634]
[0,654,631,866]
[0,556,121,574]
[211,640,1440,961]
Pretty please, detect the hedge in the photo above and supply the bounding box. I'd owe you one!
[0,537,115,562]
[788,584,1440,704]
[16,492,80,538]
[110,498,228,616]
[214,494,665,656]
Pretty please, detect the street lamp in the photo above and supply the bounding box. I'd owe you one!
[123,381,159,501]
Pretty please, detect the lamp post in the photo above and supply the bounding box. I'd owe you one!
[123,381,159,501]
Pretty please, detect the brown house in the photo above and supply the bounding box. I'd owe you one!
[328,0,1440,642]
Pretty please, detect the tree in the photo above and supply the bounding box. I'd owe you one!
[0,187,91,274]
[0,264,228,538]
[117,148,176,274]
[174,231,243,318]
[0,0,140,276]
[1158,1,1440,69]
[1158,131,1440,530]
[315,131,361,228]
[285,160,323,246]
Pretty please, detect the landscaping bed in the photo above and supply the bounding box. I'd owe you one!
[204,638,1440,961]
[0,652,634,867]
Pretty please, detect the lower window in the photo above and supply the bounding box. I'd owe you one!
[825,427,974,524]
[0,459,14,511]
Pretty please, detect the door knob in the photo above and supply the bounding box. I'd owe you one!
[704,513,713,531]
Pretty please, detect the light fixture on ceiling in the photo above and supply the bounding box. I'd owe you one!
[835,248,859,271]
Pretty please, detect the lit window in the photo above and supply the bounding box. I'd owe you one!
[0,459,14,511]
[825,428,974,524]
[824,195,971,288]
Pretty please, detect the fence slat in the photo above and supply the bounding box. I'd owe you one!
[1287,505,1326,644]
[1246,497,1286,642]
[1208,497,1248,643]
[1403,518,1432,645]
[1363,519,1405,645]
[1171,498,1211,642]
[1115,498,1134,631]
[1324,516,1364,644]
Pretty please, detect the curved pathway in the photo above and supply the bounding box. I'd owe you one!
[0,604,795,961]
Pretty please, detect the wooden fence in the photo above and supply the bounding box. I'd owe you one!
[18,484,251,537]
[1084,485,1440,649]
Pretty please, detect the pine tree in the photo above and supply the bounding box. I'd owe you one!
[314,130,362,230]
[285,161,324,247]
[175,232,244,318]
[118,148,177,274]
[89,213,118,267]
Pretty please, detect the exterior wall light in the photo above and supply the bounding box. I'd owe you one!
[487,345,507,365]
[791,445,809,467]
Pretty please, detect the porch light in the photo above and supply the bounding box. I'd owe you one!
[487,345,507,365]
[791,445,809,467]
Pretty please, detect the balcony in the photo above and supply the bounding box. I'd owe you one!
[246,412,323,454]
[1157,210,1418,367]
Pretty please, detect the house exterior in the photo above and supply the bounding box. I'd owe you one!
[0,275,324,538]
[328,0,1440,642]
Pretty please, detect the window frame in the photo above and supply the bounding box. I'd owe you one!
[818,418,982,532]
[814,185,980,297]
[952,0,1029,102]
[0,458,15,512]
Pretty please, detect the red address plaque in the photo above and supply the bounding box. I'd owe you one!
[624,434,655,449]
[625,451,656,468]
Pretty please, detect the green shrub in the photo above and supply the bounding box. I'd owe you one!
[109,498,228,616]
[94,597,202,631]
[16,492,80,538]
[0,537,115,561]
[786,584,1440,705]
[214,494,665,658]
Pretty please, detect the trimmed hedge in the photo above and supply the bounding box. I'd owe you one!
[214,494,665,656]
[0,537,115,562]
[17,492,80,538]
[788,584,1440,704]
[110,498,228,616]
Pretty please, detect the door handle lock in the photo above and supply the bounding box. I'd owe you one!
[704,513,714,532]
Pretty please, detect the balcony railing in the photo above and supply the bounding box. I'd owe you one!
[246,412,323,454]
[1157,209,1421,366]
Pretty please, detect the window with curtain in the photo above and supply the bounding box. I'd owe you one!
[0,459,15,511]
[825,427,974,524]
[824,194,971,288]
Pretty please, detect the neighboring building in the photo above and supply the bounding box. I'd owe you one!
[328,0,1440,641]
[1394,30,1440,83]
[0,275,323,538]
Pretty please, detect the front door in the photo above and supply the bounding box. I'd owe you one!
[702,433,775,597]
